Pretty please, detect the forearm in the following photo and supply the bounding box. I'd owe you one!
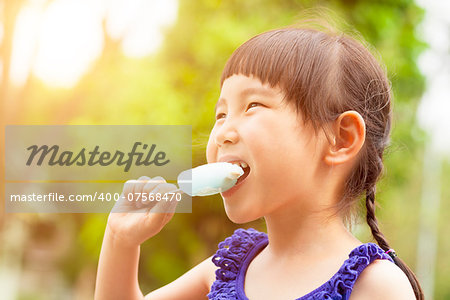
[95,227,144,300]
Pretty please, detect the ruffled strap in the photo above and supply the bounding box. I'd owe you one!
[299,242,394,300]
[208,228,268,299]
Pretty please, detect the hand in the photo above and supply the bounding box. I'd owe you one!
[106,176,179,247]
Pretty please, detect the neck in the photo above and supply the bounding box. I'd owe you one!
[263,199,360,259]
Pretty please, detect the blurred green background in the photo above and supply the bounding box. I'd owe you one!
[1,0,449,299]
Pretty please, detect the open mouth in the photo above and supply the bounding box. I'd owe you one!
[231,161,251,185]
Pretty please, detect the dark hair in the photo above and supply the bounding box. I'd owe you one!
[220,22,424,299]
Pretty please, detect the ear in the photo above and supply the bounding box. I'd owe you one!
[324,111,366,166]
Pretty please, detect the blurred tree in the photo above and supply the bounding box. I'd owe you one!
[2,0,448,299]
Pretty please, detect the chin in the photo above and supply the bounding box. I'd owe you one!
[224,205,260,224]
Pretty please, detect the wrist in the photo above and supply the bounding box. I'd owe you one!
[104,224,141,250]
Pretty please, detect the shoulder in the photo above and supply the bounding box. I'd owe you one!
[211,228,267,276]
[350,259,416,300]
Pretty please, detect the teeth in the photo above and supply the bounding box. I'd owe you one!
[229,171,243,179]
[230,161,248,169]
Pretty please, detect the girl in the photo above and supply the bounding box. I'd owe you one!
[95,21,424,299]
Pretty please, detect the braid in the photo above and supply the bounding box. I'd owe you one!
[365,156,424,300]
[365,186,389,250]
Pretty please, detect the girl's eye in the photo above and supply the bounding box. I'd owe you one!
[246,102,262,110]
[215,113,226,120]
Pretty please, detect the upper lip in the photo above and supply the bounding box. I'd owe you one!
[217,155,249,166]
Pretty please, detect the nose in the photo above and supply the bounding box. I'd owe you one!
[214,118,239,147]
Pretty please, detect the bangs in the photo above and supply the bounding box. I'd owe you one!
[220,28,342,131]
[220,29,302,90]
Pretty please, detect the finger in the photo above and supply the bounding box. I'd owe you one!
[133,176,152,209]
[150,176,166,185]
[111,179,137,213]
[139,176,166,193]
[148,197,178,230]
[136,176,168,210]
[141,182,161,210]
[122,179,135,195]
[148,183,179,214]
[161,195,179,222]
[140,179,169,208]
[120,178,146,208]
[134,176,151,194]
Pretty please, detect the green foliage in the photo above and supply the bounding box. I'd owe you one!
[8,0,450,298]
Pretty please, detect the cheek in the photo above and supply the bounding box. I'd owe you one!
[250,122,309,187]
[247,119,298,161]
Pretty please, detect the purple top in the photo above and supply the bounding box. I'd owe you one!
[207,228,394,300]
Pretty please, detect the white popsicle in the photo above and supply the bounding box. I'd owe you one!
[177,162,244,196]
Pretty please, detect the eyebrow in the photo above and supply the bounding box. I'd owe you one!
[214,87,275,113]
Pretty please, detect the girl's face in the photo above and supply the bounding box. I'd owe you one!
[206,74,327,223]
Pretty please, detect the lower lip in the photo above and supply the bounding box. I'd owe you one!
[221,174,249,198]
